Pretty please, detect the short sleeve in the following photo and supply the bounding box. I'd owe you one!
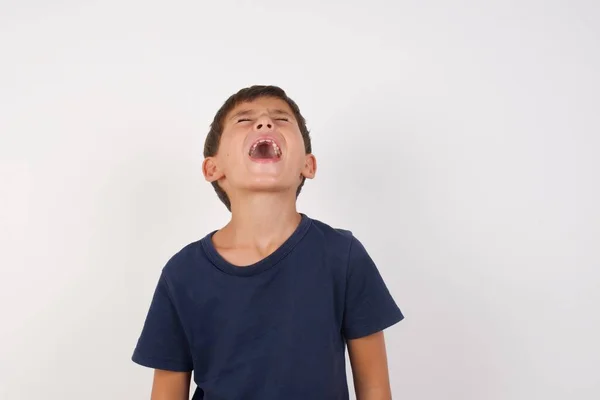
[132,270,193,371]
[342,237,404,340]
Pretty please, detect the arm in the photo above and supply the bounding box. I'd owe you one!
[347,331,392,400]
[151,369,191,400]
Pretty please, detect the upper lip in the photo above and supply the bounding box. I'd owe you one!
[247,134,284,156]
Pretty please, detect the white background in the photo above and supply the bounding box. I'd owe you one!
[1,1,599,399]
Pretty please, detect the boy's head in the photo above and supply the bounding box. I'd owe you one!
[203,85,316,211]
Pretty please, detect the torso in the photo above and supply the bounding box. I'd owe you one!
[165,215,353,400]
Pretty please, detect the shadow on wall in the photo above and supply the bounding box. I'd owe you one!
[40,150,204,399]
[321,94,525,399]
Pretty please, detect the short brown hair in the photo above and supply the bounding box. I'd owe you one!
[203,85,312,211]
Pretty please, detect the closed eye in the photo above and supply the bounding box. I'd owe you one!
[237,118,252,123]
[275,118,289,122]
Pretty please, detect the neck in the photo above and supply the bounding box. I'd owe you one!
[222,190,302,248]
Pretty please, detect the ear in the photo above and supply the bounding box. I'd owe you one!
[203,157,224,183]
[301,154,317,180]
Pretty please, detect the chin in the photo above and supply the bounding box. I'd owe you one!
[242,178,296,193]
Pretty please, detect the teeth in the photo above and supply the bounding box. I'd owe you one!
[249,139,282,157]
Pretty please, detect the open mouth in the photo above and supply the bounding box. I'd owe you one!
[248,138,282,160]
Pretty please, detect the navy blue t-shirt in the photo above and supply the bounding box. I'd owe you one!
[132,214,403,399]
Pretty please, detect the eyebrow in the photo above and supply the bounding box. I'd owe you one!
[228,108,294,122]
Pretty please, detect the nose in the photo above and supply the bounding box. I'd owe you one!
[254,114,274,131]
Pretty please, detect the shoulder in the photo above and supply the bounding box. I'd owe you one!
[307,216,373,263]
[159,237,206,284]
[306,216,361,256]
[309,215,352,239]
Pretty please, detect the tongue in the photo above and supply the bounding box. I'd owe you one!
[251,143,276,159]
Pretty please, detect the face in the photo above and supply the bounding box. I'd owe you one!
[203,96,316,198]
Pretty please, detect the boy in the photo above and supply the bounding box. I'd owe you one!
[132,85,404,399]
